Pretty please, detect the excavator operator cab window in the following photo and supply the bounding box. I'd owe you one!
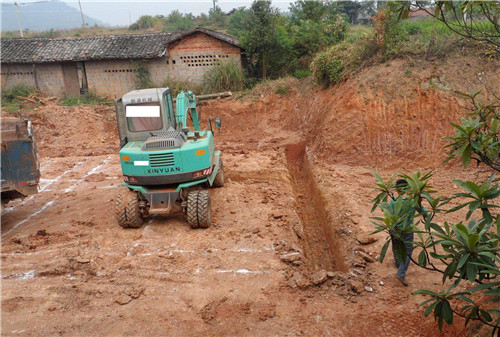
[126,103,163,132]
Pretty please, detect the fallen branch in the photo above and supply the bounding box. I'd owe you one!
[16,96,38,104]
[173,92,232,102]
[197,92,232,101]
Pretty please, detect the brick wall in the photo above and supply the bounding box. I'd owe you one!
[35,63,66,96]
[167,32,242,83]
[1,64,37,90]
[2,63,66,96]
[84,60,137,98]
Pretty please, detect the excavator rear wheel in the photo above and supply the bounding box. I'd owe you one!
[212,158,225,188]
[116,189,144,228]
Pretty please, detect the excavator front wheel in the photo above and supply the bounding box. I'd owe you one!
[116,189,144,228]
[186,190,212,229]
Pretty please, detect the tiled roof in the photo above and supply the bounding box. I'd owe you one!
[0,28,242,64]
[172,27,242,49]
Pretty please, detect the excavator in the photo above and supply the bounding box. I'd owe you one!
[114,88,224,229]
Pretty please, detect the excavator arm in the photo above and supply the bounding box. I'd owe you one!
[175,90,201,131]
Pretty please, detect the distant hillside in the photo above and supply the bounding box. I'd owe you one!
[1,1,106,32]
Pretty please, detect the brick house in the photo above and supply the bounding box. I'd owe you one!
[0,28,244,98]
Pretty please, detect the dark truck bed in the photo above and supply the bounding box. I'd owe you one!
[1,117,40,207]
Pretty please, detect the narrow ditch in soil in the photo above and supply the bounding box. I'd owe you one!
[285,141,347,272]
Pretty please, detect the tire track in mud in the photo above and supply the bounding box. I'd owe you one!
[285,141,347,272]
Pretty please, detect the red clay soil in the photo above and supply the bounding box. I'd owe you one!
[1,50,499,336]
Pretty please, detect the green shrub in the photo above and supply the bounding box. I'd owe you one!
[293,70,310,79]
[1,85,37,103]
[201,61,247,93]
[310,36,378,87]
[132,60,154,89]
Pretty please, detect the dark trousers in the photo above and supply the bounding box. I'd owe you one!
[392,231,414,278]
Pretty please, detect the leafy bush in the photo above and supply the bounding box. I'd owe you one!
[310,35,378,87]
[129,15,158,30]
[1,85,37,104]
[132,60,154,89]
[201,61,247,93]
[293,70,310,79]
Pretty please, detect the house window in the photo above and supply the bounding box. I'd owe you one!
[104,69,134,73]
[180,53,230,67]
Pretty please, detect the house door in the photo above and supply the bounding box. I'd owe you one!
[76,61,89,94]
[61,62,80,97]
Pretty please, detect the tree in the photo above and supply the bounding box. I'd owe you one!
[240,0,287,79]
[208,6,227,29]
[130,15,157,30]
[338,0,362,24]
[228,8,250,38]
[288,0,346,61]
[163,10,195,32]
[393,1,500,50]
[289,0,334,23]
[371,94,500,334]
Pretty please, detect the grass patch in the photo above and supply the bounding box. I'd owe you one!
[346,24,373,42]
[60,93,107,106]
[1,85,39,114]
[162,77,201,97]
[1,85,37,103]
[275,84,290,96]
[201,61,247,93]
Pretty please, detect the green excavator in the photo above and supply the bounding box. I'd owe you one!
[114,88,224,229]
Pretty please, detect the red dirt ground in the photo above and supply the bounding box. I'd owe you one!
[1,50,499,336]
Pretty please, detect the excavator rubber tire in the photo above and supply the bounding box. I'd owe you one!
[116,189,144,228]
[187,191,200,229]
[212,158,225,188]
[186,190,212,229]
[197,190,211,228]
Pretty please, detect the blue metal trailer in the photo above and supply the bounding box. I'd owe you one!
[1,118,40,208]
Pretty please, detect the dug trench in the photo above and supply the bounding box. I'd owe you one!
[284,141,348,273]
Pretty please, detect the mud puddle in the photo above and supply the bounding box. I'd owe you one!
[285,142,347,272]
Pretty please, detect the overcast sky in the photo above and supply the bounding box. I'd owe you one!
[27,1,294,27]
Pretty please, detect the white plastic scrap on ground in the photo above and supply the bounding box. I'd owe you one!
[1,201,55,237]
[64,156,111,193]
[2,270,35,280]
[39,160,85,192]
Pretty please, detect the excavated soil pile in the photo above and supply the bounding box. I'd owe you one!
[1,49,499,336]
[31,104,119,158]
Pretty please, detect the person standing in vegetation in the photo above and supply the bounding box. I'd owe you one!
[390,179,426,286]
